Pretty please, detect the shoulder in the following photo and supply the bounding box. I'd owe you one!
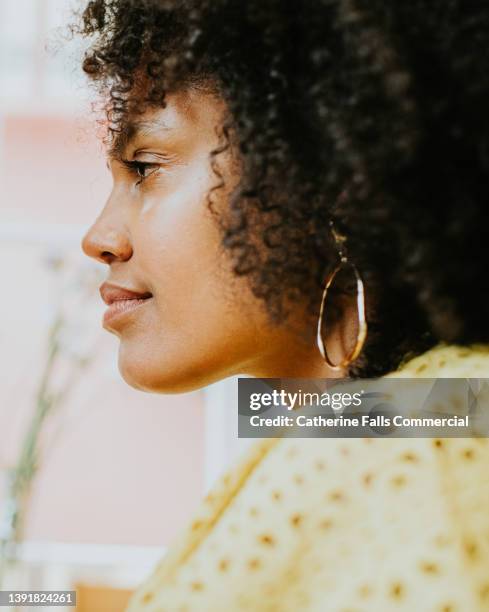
[387,342,489,377]
[128,434,489,610]
[126,343,489,610]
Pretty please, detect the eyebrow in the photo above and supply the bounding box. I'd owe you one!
[108,117,172,160]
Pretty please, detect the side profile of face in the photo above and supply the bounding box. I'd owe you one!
[82,87,341,392]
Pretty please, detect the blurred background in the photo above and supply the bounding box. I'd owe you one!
[0,1,249,609]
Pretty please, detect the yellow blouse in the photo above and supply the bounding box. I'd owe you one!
[126,343,489,612]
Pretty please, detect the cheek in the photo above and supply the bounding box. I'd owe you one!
[119,166,261,391]
[137,169,229,328]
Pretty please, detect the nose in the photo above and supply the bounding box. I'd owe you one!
[81,207,133,265]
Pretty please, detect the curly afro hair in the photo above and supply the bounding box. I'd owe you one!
[75,0,489,377]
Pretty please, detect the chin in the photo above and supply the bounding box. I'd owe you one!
[117,343,221,394]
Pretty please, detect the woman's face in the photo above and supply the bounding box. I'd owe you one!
[82,88,326,392]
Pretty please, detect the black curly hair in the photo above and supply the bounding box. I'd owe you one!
[75,0,489,377]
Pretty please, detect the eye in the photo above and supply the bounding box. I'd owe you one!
[121,159,160,184]
[134,161,158,179]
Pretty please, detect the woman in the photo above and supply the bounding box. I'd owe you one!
[77,1,489,609]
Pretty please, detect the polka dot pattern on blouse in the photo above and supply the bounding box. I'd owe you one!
[126,343,489,611]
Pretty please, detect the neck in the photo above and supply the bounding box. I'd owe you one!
[241,316,350,379]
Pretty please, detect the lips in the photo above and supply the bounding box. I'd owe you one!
[99,282,153,328]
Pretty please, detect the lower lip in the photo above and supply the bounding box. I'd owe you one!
[103,297,152,328]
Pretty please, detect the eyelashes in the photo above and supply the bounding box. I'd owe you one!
[120,159,160,185]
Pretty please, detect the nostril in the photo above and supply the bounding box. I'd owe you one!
[101,251,116,264]
[81,224,133,263]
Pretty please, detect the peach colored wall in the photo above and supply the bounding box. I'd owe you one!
[2,115,110,225]
[0,114,206,546]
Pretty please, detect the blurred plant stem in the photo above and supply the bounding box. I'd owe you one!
[0,312,67,587]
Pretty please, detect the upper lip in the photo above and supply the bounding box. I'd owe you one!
[99,282,153,306]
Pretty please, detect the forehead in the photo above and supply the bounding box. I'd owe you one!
[108,87,227,158]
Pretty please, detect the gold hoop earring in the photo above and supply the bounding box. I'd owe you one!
[316,225,367,370]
